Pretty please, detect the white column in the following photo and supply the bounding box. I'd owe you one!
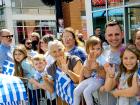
[4,0,15,45]
[85,0,93,36]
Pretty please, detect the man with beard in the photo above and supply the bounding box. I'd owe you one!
[23,38,38,58]
[0,29,13,72]
[31,32,40,51]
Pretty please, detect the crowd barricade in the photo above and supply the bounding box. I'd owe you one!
[20,79,134,105]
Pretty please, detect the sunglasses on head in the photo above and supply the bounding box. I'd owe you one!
[1,35,13,39]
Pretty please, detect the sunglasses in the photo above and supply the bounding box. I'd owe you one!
[26,42,32,45]
[1,35,13,39]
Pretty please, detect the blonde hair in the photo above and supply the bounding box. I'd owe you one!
[32,54,45,61]
[48,40,65,54]
[31,32,40,39]
[85,36,102,54]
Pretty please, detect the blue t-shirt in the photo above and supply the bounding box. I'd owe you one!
[0,43,13,70]
[68,46,87,63]
[21,58,36,90]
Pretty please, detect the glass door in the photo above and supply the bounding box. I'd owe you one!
[128,7,140,42]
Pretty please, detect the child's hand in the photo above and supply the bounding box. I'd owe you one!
[111,89,120,97]
[104,63,115,77]
[43,75,54,85]
[82,66,93,78]
[100,86,105,93]
[87,51,97,62]
[28,78,39,89]
[29,78,36,84]
[43,76,49,82]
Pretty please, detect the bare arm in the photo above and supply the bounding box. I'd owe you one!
[67,61,83,84]
[79,67,84,82]
[28,78,40,89]
[43,76,54,93]
[100,63,117,92]
[111,75,139,97]
[29,77,54,93]
[59,56,83,84]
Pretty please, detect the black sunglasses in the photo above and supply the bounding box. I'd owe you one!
[26,42,32,45]
[1,35,13,39]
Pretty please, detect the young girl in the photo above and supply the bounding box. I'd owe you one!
[13,44,37,105]
[133,29,140,105]
[104,45,140,105]
[74,36,106,105]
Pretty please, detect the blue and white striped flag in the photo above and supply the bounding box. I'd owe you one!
[138,68,140,79]
[2,60,15,76]
[138,60,140,78]
[0,74,28,104]
[55,68,75,105]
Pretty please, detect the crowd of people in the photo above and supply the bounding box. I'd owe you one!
[0,20,140,105]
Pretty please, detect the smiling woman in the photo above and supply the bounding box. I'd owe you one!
[45,40,83,105]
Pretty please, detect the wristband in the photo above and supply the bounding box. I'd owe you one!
[109,74,115,78]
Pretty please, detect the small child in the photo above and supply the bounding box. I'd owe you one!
[74,36,106,105]
[29,54,56,105]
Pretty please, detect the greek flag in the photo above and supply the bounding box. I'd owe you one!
[138,68,140,80]
[2,60,15,76]
[55,68,75,105]
[0,74,27,104]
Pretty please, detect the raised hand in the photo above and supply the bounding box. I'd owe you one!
[58,56,69,73]
[104,63,115,77]
[86,51,99,69]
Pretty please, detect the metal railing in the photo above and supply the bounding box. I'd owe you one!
[18,79,138,105]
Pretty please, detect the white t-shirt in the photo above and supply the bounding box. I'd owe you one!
[44,52,55,66]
